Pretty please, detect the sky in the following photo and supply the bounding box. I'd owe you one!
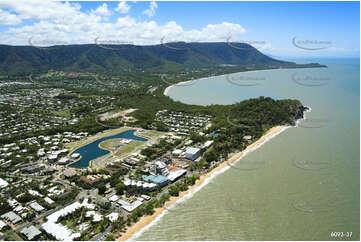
[0,1,359,58]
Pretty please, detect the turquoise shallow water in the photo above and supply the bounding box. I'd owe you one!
[69,129,147,168]
[136,58,360,241]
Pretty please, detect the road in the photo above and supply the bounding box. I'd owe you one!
[90,225,112,241]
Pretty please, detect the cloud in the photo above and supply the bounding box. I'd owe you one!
[0,0,81,22]
[0,9,22,25]
[142,0,157,17]
[91,3,111,17]
[115,1,130,14]
[0,0,248,46]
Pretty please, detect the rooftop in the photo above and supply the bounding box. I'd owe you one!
[142,175,169,184]
[20,225,42,240]
[185,147,200,155]
[1,211,22,224]
[0,178,8,188]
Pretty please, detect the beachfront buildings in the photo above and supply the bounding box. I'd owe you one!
[167,169,187,183]
[185,147,201,161]
[142,175,169,187]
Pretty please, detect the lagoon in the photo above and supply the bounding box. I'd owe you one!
[69,129,147,168]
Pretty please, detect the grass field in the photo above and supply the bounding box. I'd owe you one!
[53,109,71,118]
[114,141,145,157]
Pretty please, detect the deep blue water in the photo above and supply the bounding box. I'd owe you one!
[69,129,147,168]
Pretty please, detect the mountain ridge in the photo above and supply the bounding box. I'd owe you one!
[0,42,326,75]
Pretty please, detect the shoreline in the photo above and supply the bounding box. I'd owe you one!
[162,67,285,96]
[162,66,325,96]
[116,125,288,241]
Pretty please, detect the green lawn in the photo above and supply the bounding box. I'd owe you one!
[53,109,71,118]
[114,141,145,156]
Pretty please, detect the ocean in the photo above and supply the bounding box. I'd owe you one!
[135,58,360,241]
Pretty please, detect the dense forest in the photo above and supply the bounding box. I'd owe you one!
[0,42,325,75]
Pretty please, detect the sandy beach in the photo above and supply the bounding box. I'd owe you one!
[116,125,288,241]
[162,68,281,96]
[163,80,195,96]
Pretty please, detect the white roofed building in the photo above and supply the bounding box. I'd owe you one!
[167,169,187,182]
[172,149,182,156]
[0,178,8,188]
[20,225,42,240]
[29,201,45,212]
[185,147,201,161]
[1,211,22,224]
[41,199,93,241]
[106,212,119,222]
[0,220,8,230]
[202,140,214,151]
